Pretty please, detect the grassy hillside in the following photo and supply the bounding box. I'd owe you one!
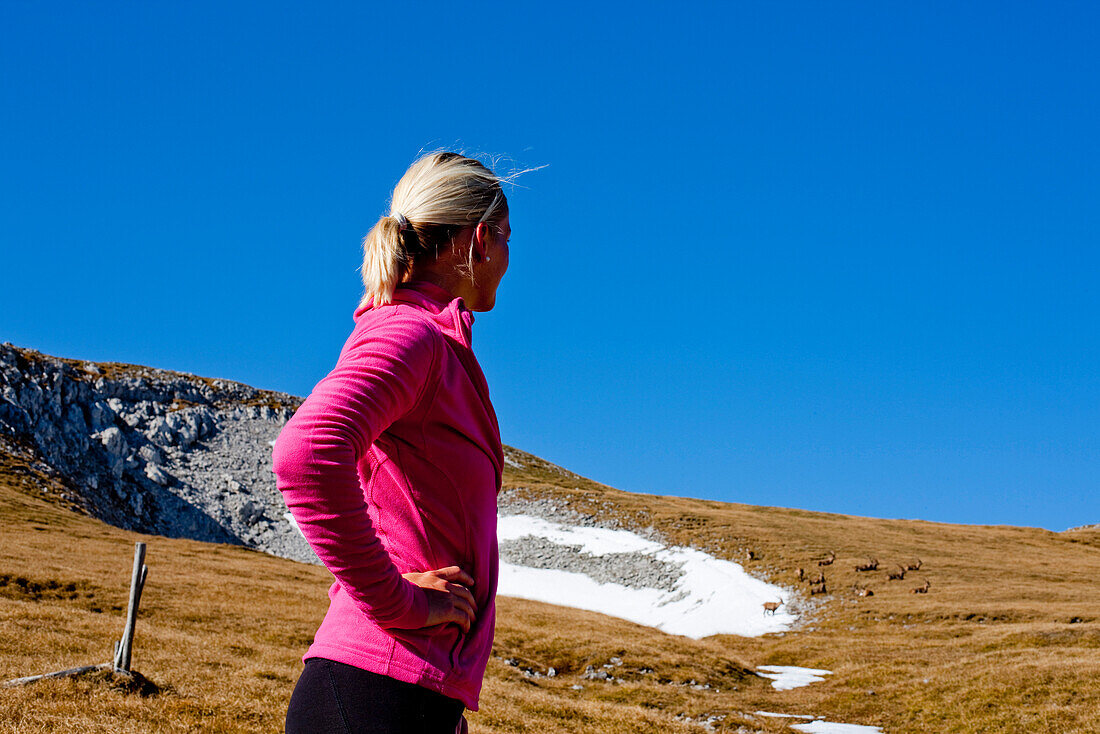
[1,445,1098,733]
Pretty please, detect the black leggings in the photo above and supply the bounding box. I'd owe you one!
[285,658,465,734]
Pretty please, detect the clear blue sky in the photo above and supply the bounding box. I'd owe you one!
[3,3,1097,531]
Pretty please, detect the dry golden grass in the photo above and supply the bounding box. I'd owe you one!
[1,446,1098,733]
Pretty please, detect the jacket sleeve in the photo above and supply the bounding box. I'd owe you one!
[272,311,437,629]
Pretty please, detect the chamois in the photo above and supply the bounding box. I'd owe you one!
[905,559,923,571]
[746,549,757,561]
[818,550,836,567]
[886,565,906,581]
[855,558,879,572]
[853,585,874,597]
[808,571,826,586]
[763,600,783,615]
[809,580,828,595]
[796,567,805,582]
[910,578,931,594]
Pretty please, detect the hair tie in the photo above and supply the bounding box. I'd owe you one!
[391,212,409,231]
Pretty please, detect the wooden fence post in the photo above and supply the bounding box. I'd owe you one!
[112,542,148,673]
[3,541,152,687]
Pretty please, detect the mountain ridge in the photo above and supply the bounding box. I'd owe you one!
[3,342,1092,541]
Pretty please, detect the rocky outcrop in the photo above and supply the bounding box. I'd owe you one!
[0,344,316,563]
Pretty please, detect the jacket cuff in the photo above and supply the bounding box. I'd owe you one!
[403,582,431,629]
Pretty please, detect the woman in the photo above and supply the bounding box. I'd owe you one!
[273,152,512,733]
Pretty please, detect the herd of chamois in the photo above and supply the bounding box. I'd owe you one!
[760,548,932,614]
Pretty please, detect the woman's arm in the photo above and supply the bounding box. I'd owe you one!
[272,312,440,629]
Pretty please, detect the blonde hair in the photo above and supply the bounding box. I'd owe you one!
[360,152,508,307]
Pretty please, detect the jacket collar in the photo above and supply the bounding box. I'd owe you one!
[354,281,474,348]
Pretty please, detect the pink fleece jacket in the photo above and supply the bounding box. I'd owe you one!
[272,281,503,711]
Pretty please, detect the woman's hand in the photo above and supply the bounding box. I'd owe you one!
[402,566,477,634]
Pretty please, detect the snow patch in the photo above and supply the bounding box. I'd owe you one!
[791,722,884,733]
[755,710,882,732]
[496,514,795,638]
[756,665,832,690]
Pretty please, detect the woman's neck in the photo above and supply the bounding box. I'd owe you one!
[404,265,480,310]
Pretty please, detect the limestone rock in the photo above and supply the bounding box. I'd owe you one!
[144,464,170,486]
[0,343,312,562]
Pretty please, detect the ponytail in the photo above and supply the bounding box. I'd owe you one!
[360,215,408,307]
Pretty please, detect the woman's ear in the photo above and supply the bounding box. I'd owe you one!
[472,222,492,262]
